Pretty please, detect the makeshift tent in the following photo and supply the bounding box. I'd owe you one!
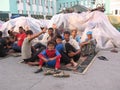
[0,17,49,36]
[49,11,120,49]
[0,20,4,29]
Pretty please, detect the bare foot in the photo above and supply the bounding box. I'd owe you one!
[65,63,72,67]
[73,62,78,67]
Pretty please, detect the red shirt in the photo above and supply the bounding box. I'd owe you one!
[16,33,26,47]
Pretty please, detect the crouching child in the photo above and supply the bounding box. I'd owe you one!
[34,41,61,73]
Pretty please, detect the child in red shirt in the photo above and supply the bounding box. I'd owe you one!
[34,41,61,73]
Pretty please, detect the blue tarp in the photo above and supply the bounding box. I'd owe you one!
[11,14,20,19]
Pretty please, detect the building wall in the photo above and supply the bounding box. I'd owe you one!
[56,0,96,13]
[110,0,120,15]
[56,0,81,12]
[8,0,56,19]
[0,0,10,12]
[94,0,120,15]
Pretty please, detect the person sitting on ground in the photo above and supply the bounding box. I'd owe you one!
[21,30,46,63]
[80,31,97,56]
[34,41,61,73]
[12,26,26,52]
[62,31,81,67]
[55,35,71,65]
[70,29,81,44]
[40,28,54,46]
[3,37,13,52]
[0,31,8,57]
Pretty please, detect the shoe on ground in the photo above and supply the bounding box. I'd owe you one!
[44,69,61,75]
[34,68,43,73]
[53,71,70,77]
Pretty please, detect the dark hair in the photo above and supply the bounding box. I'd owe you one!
[55,35,62,40]
[26,30,33,35]
[48,28,53,31]
[64,31,70,35]
[8,30,11,34]
[4,37,10,41]
[19,26,23,29]
[0,31,2,37]
[47,41,56,46]
[40,27,44,30]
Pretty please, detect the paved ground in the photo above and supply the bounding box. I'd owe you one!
[0,50,120,90]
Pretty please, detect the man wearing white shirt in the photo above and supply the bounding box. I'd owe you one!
[62,31,81,67]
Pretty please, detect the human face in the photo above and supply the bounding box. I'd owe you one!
[87,34,92,39]
[19,28,24,34]
[64,34,70,42]
[52,24,57,29]
[48,30,53,35]
[71,30,77,37]
[56,38,62,44]
[47,44,55,50]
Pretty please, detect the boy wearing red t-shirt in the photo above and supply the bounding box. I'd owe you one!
[12,27,26,52]
[34,41,61,73]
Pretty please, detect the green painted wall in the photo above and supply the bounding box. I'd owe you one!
[104,0,110,14]
[9,0,18,14]
[56,0,79,12]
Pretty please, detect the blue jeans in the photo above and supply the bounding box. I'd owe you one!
[12,43,21,52]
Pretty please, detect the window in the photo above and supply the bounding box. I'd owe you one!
[22,10,24,14]
[34,11,36,15]
[21,0,23,2]
[18,10,20,14]
[26,11,28,14]
[33,0,36,4]
[26,0,30,3]
[63,3,65,7]
[66,2,68,7]
[50,0,52,6]
[77,0,79,5]
[39,0,42,5]
[60,4,61,8]
[91,0,96,4]
[70,2,72,6]
[74,1,75,5]
[115,10,118,15]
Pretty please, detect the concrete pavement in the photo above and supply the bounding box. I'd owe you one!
[0,50,120,90]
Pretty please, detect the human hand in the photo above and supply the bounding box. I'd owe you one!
[42,29,46,33]
[68,52,76,57]
[48,57,55,61]
[52,24,57,29]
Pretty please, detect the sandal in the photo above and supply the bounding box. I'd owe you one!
[44,70,55,75]
[44,70,61,75]
[53,71,70,77]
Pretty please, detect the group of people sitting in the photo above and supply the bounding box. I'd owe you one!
[0,24,96,74]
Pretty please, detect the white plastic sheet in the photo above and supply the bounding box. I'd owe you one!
[0,17,50,37]
[49,11,120,49]
[0,20,5,29]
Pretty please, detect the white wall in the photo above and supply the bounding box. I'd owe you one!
[110,0,120,15]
